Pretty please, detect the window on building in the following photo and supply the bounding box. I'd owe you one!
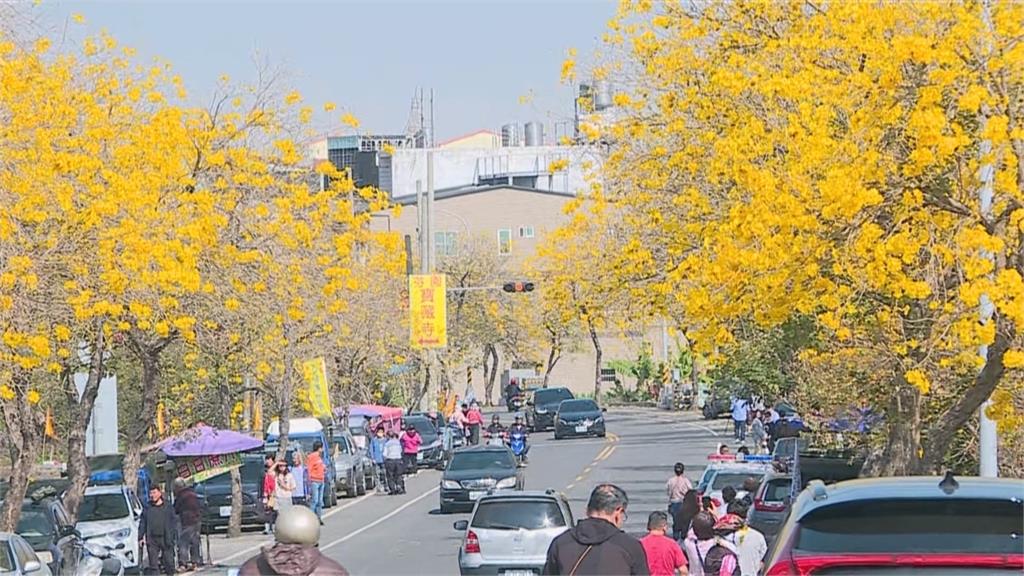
[518,226,535,239]
[435,231,457,256]
[498,229,512,255]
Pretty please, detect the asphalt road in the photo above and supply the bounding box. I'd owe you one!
[196,407,731,575]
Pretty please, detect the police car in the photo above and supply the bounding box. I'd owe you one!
[697,454,773,505]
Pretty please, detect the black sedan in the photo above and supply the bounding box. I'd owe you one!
[439,446,524,514]
[553,399,607,439]
[526,387,574,432]
[196,452,269,531]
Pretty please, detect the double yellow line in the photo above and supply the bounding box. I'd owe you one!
[566,432,619,491]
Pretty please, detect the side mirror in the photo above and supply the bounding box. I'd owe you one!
[526,401,534,406]
[59,526,80,539]
[601,407,607,412]
[23,561,42,573]
[453,520,468,531]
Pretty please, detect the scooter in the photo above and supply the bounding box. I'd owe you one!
[507,394,524,412]
[509,429,528,467]
[76,542,125,576]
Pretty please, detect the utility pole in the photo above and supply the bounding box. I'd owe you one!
[978,0,998,478]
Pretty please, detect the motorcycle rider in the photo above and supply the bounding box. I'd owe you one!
[239,506,349,575]
[508,416,530,463]
[486,414,506,436]
[505,378,522,408]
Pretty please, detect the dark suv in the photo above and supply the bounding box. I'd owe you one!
[764,475,1024,575]
[195,452,268,531]
[526,387,574,432]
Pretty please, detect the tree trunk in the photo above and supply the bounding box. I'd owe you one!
[484,344,499,406]
[124,331,174,495]
[228,467,243,538]
[588,321,603,400]
[863,383,921,476]
[919,329,1012,472]
[63,329,107,523]
[277,344,294,461]
[412,359,430,411]
[0,378,44,532]
[543,342,561,389]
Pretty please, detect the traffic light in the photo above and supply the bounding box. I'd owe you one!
[502,281,536,293]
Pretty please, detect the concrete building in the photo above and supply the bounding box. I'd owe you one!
[437,129,500,150]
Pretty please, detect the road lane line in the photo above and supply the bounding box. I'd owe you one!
[599,445,617,461]
[215,491,373,564]
[320,486,440,551]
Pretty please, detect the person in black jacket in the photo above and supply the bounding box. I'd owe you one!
[543,483,649,575]
[140,485,176,575]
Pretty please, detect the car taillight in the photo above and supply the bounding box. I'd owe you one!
[767,553,1024,575]
[754,498,786,512]
[464,530,481,554]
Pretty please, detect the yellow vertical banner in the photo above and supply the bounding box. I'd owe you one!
[409,274,447,349]
[302,357,333,418]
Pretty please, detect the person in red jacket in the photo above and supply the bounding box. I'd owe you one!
[263,455,277,535]
[466,403,484,445]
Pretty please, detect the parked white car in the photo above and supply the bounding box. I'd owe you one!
[74,485,143,572]
[0,532,52,575]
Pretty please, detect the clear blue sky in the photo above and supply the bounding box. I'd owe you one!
[38,0,615,141]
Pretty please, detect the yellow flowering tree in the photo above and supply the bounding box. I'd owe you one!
[574,0,1023,473]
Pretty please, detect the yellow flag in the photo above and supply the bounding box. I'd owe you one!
[253,396,263,434]
[302,357,332,418]
[156,402,166,435]
[44,408,55,438]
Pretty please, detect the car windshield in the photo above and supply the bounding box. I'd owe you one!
[535,389,573,405]
[449,451,515,471]
[711,472,764,491]
[773,437,809,457]
[796,499,1024,554]
[472,500,566,530]
[762,479,792,502]
[78,493,129,522]
[559,400,598,413]
[15,509,52,538]
[406,419,438,442]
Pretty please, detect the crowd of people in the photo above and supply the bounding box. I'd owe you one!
[728,395,808,454]
[543,473,767,576]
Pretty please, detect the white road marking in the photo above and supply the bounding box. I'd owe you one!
[320,486,440,551]
[215,491,373,564]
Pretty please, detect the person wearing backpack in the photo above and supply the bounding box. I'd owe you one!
[681,512,716,576]
[702,514,741,576]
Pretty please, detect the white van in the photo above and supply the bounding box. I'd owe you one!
[75,485,143,572]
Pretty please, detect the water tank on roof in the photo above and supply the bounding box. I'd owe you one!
[593,79,613,111]
[501,123,521,147]
[524,121,544,146]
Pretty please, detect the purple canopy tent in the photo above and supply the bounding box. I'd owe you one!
[157,424,263,457]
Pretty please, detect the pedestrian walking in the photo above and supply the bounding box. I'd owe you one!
[238,506,350,576]
[274,459,297,517]
[702,514,742,576]
[730,397,749,441]
[382,431,405,495]
[681,512,716,576]
[173,478,202,571]
[542,483,649,575]
[263,455,278,534]
[369,427,387,493]
[672,490,700,543]
[291,451,311,506]
[306,441,327,521]
[640,511,687,576]
[723,502,767,576]
[400,424,422,474]
[466,403,484,445]
[750,413,766,454]
[140,486,176,575]
[666,462,692,524]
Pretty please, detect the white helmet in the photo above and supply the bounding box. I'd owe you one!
[274,506,320,545]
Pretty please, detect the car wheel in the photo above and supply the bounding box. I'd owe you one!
[553,432,562,440]
[440,502,452,515]
[357,472,367,496]
[346,473,359,498]
[598,431,607,438]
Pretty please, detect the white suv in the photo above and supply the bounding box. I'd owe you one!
[75,485,143,572]
[454,490,573,576]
